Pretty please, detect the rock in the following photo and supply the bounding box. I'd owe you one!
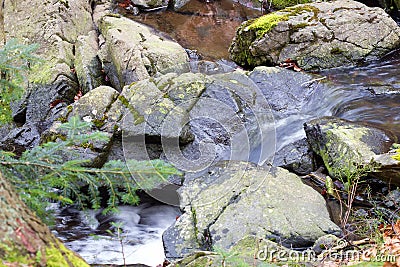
[248,66,326,119]
[4,82,76,153]
[41,86,119,167]
[163,161,340,259]
[75,31,105,93]
[106,75,198,144]
[167,234,342,266]
[273,138,313,175]
[3,0,96,150]
[66,86,119,128]
[5,0,93,84]
[0,122,41,154]
[105,69,275,167]
[131,0,168,9]
[98,15,189,91]
[170,0,190,10]
[304,117,400,184]
[229,0,400,71]
[180,70,276,168]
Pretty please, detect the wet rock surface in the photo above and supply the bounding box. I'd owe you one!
[230,0,400,70]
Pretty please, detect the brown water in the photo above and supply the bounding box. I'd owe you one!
[125,0,260,60]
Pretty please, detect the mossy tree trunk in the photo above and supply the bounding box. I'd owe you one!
[0,171,89,267]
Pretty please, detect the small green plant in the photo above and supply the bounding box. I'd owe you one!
[327,160,377,236]
[0,38,39,124]
[0,116,181,224]
[107,221,127,267]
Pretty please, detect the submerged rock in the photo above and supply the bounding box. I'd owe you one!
[229,0,400,70]
[163,161,340,259]
[304,117,400,184]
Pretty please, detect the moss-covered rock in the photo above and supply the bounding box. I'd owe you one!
[163,161,340,259]
[98,15,189,91]
[304,117,400,184]
[3,0,96,152]
[66,86,119,127]
[229,0,400,71]
[74,31,105,94]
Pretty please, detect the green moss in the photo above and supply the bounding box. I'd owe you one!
[246,13,290,39]
[92,115,108,129]
[29,59,57,84]
[286,4,320,20]
[0,240,88,267]
[330,47,343,54]
[46,241,89,267]
[291,22,309,30]
[270,0,311,10]
[392,149,400,161]
[245,4,320,39]
[0,243,30,264]
[118,95,145,125]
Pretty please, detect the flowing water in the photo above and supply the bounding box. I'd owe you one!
[55,2,400,266]
[54,200,181,266]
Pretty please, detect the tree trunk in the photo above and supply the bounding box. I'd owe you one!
[0,171,89,267]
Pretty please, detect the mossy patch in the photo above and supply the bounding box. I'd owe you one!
[117,95,145,125]
[270,0,311,10]
[246,13,290,39]
[0,239,88,267]
[29,59,57,84]
[245,4,320,39]
[45,240,89,267]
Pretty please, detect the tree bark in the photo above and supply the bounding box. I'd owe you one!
[0,171,89,266]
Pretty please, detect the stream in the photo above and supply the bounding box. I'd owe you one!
[54,1,400,266]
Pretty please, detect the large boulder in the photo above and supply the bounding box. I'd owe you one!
[163,161,340,259]
[229,0,400,71]
[2,0,95,151]
[304,117,400,184]
[104,68,276,167]
[98,15,189,91]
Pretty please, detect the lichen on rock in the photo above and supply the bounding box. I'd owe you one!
[229,0,400,70]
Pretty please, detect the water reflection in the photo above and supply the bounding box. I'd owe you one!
[126,0,260,60]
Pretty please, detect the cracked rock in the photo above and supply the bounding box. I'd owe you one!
[98,15,189,91]
[163,161,340,259]
[229,0,400,71]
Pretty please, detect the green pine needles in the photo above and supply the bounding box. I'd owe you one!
[0,116,181,224]
[0,39,39,124]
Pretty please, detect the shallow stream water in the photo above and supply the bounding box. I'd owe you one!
[54,1,400,265]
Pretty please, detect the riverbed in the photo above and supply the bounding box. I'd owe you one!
[54,1,400,265]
